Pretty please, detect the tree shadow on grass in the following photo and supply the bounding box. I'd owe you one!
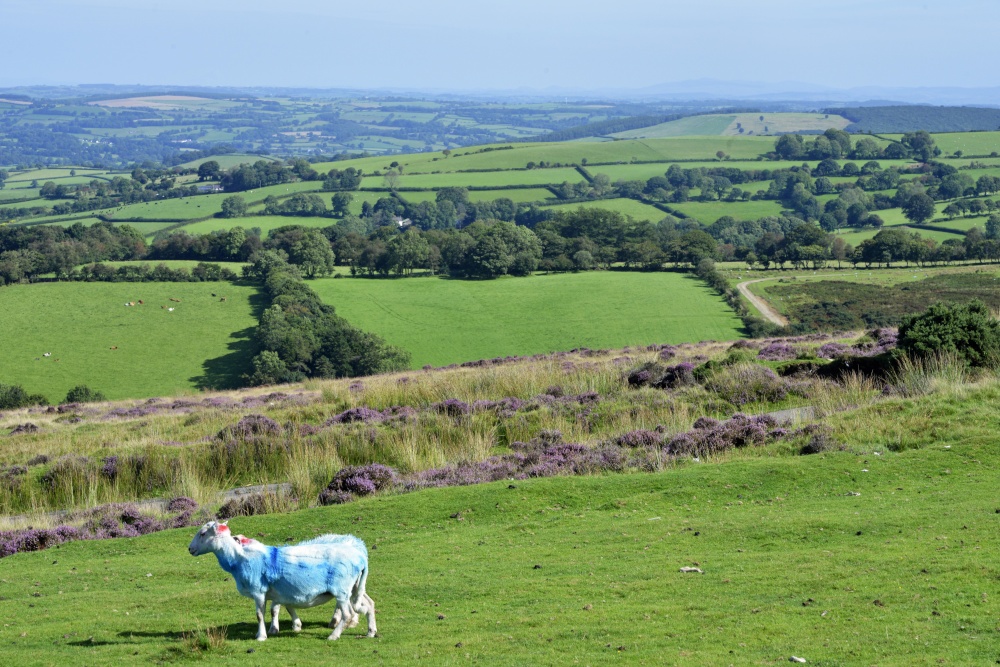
[190,326,257,392]
[189,287,269,392]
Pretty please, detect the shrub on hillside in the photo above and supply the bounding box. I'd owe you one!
[0,383,48,410]
[64,385,106,404]
[897,300,1000,368]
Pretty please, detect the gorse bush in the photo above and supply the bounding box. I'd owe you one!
[898,300,1000,368]
[64,385,106,404]
[0,383,47,409]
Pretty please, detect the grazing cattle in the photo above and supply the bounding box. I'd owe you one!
[161,305,166,309]
[137,300,144,305]
[211,293,217,297]
[110,346,118,350]
[168,307,175,312]
[169,298,181,302]
[220,297,227,302]
[188,521,377,641]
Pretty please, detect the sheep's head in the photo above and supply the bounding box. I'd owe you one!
[188,520,230,556]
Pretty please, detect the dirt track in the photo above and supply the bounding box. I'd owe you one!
[736,278,789,326]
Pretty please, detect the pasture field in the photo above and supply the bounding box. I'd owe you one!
[101,194,235,221]
[311,271,744,368]
[0,188,41,201]
[6,168,109,182]
[88,95,236,110]
[612,113,853,139]
[176,154,282,170]
[928,216,989,233]
[397,188,556,205]
[3,425,1000,665]
[359,168,583,190]
[543,198,667,221]
[179,215,334,238]
[897,131,1000,156]
[0,281,260,401]
[669,198,788,223]
[102,182,325,221]
[720,112,851,136]
[612,114,736,138]
[466,187,556,203]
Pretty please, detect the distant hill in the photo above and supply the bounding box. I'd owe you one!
[834,106,1000,133]
[610,112,850,138]
[530,114,686,142]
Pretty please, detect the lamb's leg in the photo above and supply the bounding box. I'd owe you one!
[269,602,281,635]
[287,607,302,632]
[358,593,377,637]
[327,598,352,640]
[254,597,268,641]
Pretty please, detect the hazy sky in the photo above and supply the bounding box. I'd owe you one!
[3,0,997,92]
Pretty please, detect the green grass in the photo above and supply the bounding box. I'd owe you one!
[176,154,281,169]
[931,216,988,233]
[611,113,852,139]
[668,198,788,223]
[360,168,583,190]
[928,131,1000,156]
[104,183,324,222]
[543,198,667,221]
[311,271,744,367]
[0,281,261,401]
[178,215,334,238]
[6,168,109,183]
[3,429,1000,665]
[466,188,555,203]
[611,114,737,138]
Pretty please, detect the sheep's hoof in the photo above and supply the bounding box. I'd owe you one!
[268,627,278,635]
[292,620,302,632]
[367,630,377,638]
[347,615,360,629]
[256,635,268,642]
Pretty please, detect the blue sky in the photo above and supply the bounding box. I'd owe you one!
[3,0,997,92]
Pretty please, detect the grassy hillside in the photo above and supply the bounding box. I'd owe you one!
[311,272,745,368]
[0,281,260,400]
[3,378,1000,664]
[611,112,851,139]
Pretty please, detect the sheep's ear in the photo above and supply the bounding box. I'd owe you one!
[219,520,228,526]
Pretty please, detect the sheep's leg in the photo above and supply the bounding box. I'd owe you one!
[358,593,377,637]
[287,607,302,632]
[329,606,358,629]
[327,598,352,640]
[254,597,268,641]
[269,602,280,635]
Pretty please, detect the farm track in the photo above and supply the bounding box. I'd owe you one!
[737,274,844,326]
[736,278,789,326]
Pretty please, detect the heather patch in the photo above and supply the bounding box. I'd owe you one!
[700,363,791,406]
[757,342,798,361]
[216,414,282,441]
